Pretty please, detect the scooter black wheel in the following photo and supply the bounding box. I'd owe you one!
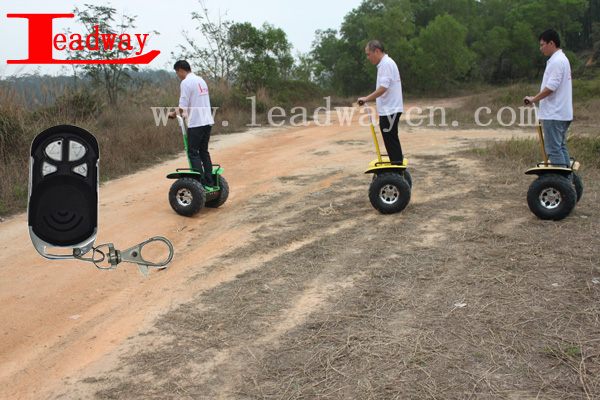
[169,178,206,216]
[573,172,583,203]
[369,172,411,214]
[403,169,412,188]
[527,174,576,221]
[371,169,412,188]
[205,175,229,208]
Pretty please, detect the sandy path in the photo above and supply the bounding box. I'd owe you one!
[0,105,532,399]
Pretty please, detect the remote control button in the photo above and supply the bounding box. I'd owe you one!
[72,163,88,177]
[45,140,63,161]
[68,140,87,161]
[42,162,58,176]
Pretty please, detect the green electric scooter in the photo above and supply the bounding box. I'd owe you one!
[359,100,411,214]
[166,115,229,216]
[524,100,583,220]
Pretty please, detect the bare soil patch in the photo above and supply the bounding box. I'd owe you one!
[0,104,598,399]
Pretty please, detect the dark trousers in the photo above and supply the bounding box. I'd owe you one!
[379,113,403,164]
[187,125,214,187]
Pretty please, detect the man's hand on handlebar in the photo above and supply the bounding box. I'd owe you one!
[523,96,535,105]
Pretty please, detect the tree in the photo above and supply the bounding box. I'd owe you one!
[66,4,158,105]
[310,0,417,95]
[293,52,319,82]
[174,0,237,83]
[309,0,597,93]
[410,14,475,90]
[471,26,512,82]
[310,29,343,89]
[228,22,294,92]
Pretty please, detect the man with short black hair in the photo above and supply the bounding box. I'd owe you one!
[169,60,215,188]
[524,29,573,169]
[358,39,404,164]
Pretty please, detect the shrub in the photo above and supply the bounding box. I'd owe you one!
[0,104,28,162]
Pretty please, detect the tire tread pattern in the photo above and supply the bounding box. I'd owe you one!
[369,172,411,214]
[527,174,576,221]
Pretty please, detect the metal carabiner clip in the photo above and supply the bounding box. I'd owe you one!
[118,236,175,276]
[73,236,174,275]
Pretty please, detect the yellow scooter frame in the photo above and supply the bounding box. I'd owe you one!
[523,101,583,220]
[524,102,580,176]
[361,102,409,175]
[359,101,411,214]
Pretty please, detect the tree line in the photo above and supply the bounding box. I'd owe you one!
[6,0,599,105]
[179,0,600,97]
[309,0,600,95]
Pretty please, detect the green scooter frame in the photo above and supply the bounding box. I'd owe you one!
[166,115,229,216]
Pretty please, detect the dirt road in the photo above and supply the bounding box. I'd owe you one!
[1,105,598,399]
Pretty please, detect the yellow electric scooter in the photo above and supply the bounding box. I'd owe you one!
[359,100,411,214]
[524,100,583,220]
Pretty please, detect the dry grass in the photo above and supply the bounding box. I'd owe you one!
[0,81,184,216]
[0,75,327,217]
[427,82,600,137]
[81,149,599,399]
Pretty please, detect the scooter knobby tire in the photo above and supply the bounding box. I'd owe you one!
[371,169,412,188]
[403,169,412,188]
[527,174,576,221]
[369,172,411,214]
[573,172,583,203]
[205,175,229,208]
[169,177,206,217]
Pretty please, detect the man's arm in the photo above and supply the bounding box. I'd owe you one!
[357,86,388,105]
[168,81,189,119]
[524,86,553,105]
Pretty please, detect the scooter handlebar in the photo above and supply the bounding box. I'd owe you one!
[175,115,187,136]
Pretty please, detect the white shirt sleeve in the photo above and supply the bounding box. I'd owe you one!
[378,63,394,89]
[544,61,564,92]
[178,80,190,109]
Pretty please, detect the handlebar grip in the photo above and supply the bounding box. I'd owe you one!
[524,99,530,105]
[358,100,365,106]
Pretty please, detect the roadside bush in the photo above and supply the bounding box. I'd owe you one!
[0,104,28,161]
[268,79,324,107]
[0,103,30,215]
[51,90,101,120]
[0,71,328,218]
[572,78,600,101]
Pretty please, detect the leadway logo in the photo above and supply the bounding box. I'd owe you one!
[6,13,160,64]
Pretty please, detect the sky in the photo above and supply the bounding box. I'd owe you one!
[0,0,364,77]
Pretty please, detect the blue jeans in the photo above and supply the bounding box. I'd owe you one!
[187,125,214,187]
[542,120,571,168]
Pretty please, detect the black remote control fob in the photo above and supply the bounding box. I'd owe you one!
[28,125,99,259]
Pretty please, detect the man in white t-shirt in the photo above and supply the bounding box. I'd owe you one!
[168,60,216,188]
[358,40,404,164]
[524,29,573,169]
